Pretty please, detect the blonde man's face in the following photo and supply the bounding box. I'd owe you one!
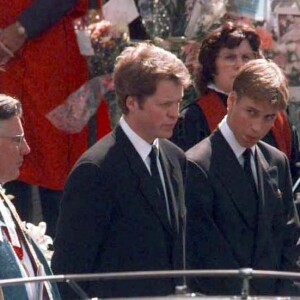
[227,93,280,148]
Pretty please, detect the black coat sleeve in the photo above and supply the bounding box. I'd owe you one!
[18,0,79,38]
[170,103,210,152]
[51,162,113,299]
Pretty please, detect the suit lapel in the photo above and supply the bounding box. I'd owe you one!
[252,145,279,264]
[212,130,258,229]
[159,144,181,233]
[115,126,173,234]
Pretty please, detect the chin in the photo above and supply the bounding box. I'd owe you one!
[11,171,19,181]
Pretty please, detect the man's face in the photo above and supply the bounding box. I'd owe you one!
[0,116,30,183]
[227,93,280,148]
[126,79,183,143]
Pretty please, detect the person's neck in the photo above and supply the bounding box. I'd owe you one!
[208,83,229,96]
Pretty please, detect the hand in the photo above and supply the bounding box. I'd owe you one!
[0,22,27,65]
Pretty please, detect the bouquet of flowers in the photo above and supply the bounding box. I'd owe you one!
[74,12,130,76]
[185,0,228,40]
[255,24,300,87]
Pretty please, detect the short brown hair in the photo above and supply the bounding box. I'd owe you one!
[113,42,191,114]
[0,94,22,120]
[196,22,262,95]
[233,59,289,110]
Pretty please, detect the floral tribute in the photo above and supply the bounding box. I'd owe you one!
[255,23,300,87]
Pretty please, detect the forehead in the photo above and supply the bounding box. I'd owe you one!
[236,95,280,114]
[219,40,254,54]
[151,79,183,98]
[0,116,23,133]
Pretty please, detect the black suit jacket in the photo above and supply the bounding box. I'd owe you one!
[52,125,187,299]
[186,129,300,296]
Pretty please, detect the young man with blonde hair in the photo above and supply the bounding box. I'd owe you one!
[186,59,300,295]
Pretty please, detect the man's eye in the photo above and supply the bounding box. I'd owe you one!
[266,115,276,121]
[12,137,21,143]
[247,109,255,115]
[161,102,172,108]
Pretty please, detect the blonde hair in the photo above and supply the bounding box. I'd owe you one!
[233,59,288,110]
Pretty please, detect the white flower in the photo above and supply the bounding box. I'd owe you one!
[25,222,53,262]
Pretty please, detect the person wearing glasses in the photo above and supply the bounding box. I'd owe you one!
[171,21,300,182]
[0,94,60,299]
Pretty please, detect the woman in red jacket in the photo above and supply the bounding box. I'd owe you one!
[0,0,111,237]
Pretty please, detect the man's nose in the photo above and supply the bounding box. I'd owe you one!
[251,119,264,133]
[20,138,30,155]
[169,104,180,119]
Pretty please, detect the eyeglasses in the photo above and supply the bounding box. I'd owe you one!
[0,133,26,148]
[218,53,256,66]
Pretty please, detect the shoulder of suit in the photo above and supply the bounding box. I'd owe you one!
[258,140,286,157]
[185,136,212,169]
[74,131,118,168]
[161,139,186,157]
[257,140,288,162]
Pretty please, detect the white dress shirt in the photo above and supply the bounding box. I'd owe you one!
[219,116,258,186]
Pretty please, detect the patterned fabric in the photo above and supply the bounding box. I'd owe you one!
[0,0,111,190]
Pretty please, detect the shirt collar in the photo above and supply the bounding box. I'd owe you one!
[219,115,256,160]
[207,83,229,96]
[119,116,159,162]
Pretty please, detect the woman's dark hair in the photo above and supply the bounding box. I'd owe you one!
[195,22,262,95]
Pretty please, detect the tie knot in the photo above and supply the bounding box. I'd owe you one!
[243,148,252,160]
[149,145,158,161]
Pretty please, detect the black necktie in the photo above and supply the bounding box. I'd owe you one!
[243,148,258,197]
[149,145,171,224]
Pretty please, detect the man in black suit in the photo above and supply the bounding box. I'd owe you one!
[51,42,191,299]
[186,59,300,295]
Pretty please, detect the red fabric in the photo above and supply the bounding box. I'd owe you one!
[0,1,111,190]
[196,90,227,132]
[197,90,292,158]
[2,227,23,260]
[271,111,292,159]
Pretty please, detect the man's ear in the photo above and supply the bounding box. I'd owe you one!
[227,91,237,110]
[125,96,136,112]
